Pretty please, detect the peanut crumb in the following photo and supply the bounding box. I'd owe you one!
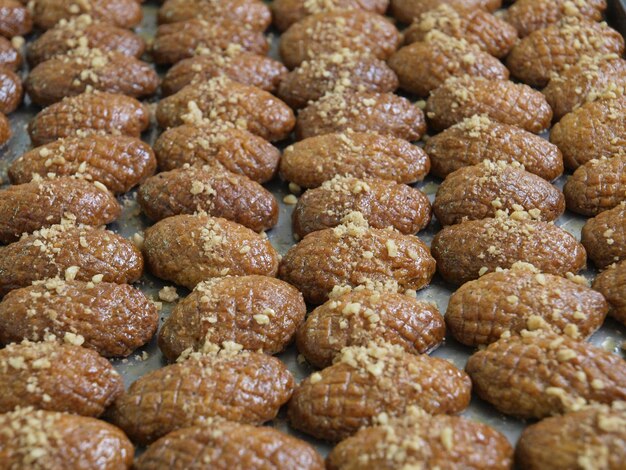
[557,348,577,362]
[253,314,270,325]
[63,332,84,346]
[283,194,298,205]
[564,323,580,339]
[310,372,322,384]
[591,379,605,390]
[527,315,548,331]
[64,266,80,281]
[385,239,398,257]
[440,427,454,451]
[342,302,361,315]
[288,182,302,195]
[159,286,179,303]
[131,232,144,249]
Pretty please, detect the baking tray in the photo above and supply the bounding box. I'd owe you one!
[1,0,625,458]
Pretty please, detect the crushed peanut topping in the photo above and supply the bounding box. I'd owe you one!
[0,407,63,468]
[199,217,228,256]
[159,286,179,303]
[328,279,401,298]
[302,0,349,14]
[59,47,115,89]
[309,89,382,129]
[416,4,463,34]
[555,17,615,56]
[178,339,245,363]
[332,210,369,238]
[63,332,85,346]
[423,29,481,64]
[453,114,494,138]
[336,341,406,377]
[297,12,378,57]
[51,15,96,51]
[192,43,244,68]
[178,76,249,130]
[291,48,377,98]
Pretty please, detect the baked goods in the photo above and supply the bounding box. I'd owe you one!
[0,223,143,296]
[327,408,513,470]
[288,342,471,441]
[0,408,134,469]
[153,123,280,183]
[433,160,565,225]
[295,91,426,141]
[296,285,445,368]
[506,18,625,87]
[0,36,21,70]
[279,212,436,304]
[515,402,626,470]
[593,259,626,325]
[431,215,587,284]
[0,177,120,243]
[0,111,9,146]
[135,422,324,470]
[581,203,626,269]
[0,280,158,357]
[157,0,271,31]
[271,0,390,31]
[426,76,553,133]
[446,263,608,346]
[550,95,626,169]
[27,15,146,66]
[388,32,509,97]
[109,350,294,444]
[137,167,278,232]
[293,175,431,238]
[26,47,158,106]
[161,47,287,96]
[0,0,32,37]
[403,4,517,58]
[505,0,607,37]
[542,54,626,121]
[466,332,626,419]
[279,10,400,69]
[143,214,279,289]
[0,340,123,416]
[0,66,22,114]
[1,0,625,464]
[564,155,626,216]
[152,19,268,65]
[390,0,501,24]
[424,115,564,180]
[30,0,142,30]
[277,49,398,109]
[27,91,150,146]
[280,131,430,188]
[0,117,13,153]
[158,275,306,361]
[156,77,295,141]
[10,135,157,194]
